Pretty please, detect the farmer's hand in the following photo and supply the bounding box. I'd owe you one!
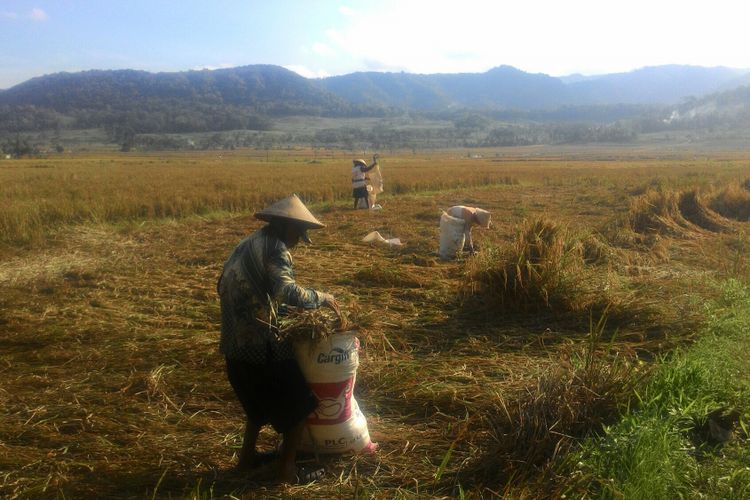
[319,292,340,315]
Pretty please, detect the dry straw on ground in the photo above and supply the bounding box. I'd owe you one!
[2,149,749,497]
[627,184,745,238]
[709,180,750,221]
[628,188,702,237]
[469,326,641,485]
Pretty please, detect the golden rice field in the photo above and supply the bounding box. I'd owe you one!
[1,147,750,498]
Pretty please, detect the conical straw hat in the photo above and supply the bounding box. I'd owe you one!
[254,194,325,229]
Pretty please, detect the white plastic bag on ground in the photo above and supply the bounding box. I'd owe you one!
[439,211,466,260]
[294,332,376,454]
[362,231,402,247]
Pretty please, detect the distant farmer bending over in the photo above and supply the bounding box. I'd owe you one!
[447,205,491,254]
[352,154,379,209]
[217,194,339,483]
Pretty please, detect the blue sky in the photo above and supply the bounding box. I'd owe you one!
[1,0,748,89]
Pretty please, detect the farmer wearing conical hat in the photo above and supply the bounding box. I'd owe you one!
[217,194,338,483]
[352,154,379,209]
[446,205,492,254]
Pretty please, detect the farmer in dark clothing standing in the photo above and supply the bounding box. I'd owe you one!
[217,194,339,483]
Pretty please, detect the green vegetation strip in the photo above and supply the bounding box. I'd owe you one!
[565,279,750,498]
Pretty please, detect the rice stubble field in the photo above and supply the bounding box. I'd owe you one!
[2,148,750,497]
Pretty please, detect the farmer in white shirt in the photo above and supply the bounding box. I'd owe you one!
[351,155,379,209]
[446,205,491,254]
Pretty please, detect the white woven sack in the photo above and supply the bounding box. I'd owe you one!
[300,396,374,454]
[295,332,359,383]
[439,211,466,260]
[294,332,375,454]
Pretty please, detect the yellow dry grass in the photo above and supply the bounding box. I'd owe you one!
[709,180,750,221]
[462,217,591,314]
[1,147,749,498]
[2,148,749,248]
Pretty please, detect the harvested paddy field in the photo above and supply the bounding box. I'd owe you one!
[1,148,750,497]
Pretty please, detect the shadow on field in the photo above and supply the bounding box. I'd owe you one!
[77,464,282,498]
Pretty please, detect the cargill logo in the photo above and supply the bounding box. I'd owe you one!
[317,347,352,365]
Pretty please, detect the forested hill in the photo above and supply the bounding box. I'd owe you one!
[0,65,385,135]
[0,65,359,116]
[318,66,568,110]
[318,65,749,110]
[3,63,748,113]
[1,63,749,135]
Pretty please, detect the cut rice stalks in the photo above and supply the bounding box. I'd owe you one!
[462,217,599,314]
[277,308,350,343]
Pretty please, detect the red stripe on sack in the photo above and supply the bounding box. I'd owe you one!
[307,378,353,425]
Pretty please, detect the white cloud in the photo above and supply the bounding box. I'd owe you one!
[284,65,330,79]
[1,11,18,19]
[29,8,48,21]
[314,0,749,77]
[322,3,498,75]
[311,42,335,57]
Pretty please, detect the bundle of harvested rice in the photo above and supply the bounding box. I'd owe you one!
[678,189,734,233]
[463,217,588,313]
[276,308,350,343]
[709,182,750,221]
[628,188,699,237]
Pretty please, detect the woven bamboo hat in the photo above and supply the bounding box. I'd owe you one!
[254,194,325,229]
[353,159,367,167]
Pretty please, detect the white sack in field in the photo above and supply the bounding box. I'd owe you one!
[439,211,466,260]
[294,332,376,454]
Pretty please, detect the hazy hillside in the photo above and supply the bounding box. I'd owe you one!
[319,66,567,110]
[438,66,568,109]
[319,64,747,110]
[664,83,750,128]
[2,63,747,116]
[315,71,450,110]
[1,63,749,141]
[567,65,747,105]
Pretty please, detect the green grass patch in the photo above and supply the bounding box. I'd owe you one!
[562,279,750,498]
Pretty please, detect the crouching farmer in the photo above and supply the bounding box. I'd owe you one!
[446,205,491,254]
[217,194,339,483]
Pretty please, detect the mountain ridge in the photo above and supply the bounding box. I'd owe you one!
[2,63,750,137]
[2,63,748,113]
